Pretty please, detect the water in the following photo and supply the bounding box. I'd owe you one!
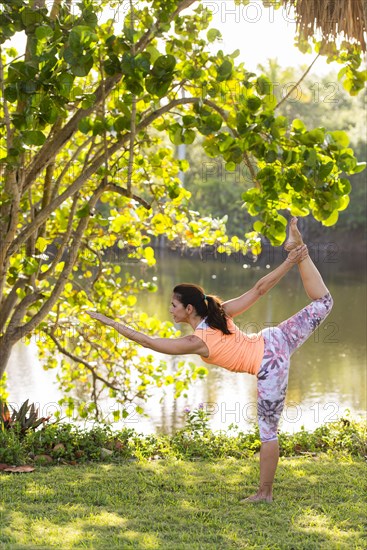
[6,248,367,435]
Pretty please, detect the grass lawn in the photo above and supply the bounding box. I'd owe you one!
[0,455,366,549]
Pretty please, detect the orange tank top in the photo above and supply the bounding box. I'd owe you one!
[194,317,264,376]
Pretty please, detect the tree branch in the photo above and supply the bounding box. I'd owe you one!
[50,0,61,20]
[51,135,95,200]
[0,279,27,334]
[84,244,103,290]
[11,183,108,339]
[23,0,199,190]
[104,183,151,209]
[275,54,320,110]
[6,291,45,337]
[127,0,137,196]
[0,45,11,148]
[44,330,122,393]
[38,194,79,280]
[135,0,197,54]
[8,96,238,258]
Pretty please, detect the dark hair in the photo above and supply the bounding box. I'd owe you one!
[173,283,231,335]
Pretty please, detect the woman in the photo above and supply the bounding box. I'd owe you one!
[88,218,333,502]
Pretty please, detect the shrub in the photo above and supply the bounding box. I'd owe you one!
[0,399,51,437]
[0,403,365,466]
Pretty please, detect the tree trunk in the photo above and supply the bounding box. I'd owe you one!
[0,335,17,380]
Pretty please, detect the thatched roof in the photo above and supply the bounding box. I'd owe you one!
[283,0,367,51]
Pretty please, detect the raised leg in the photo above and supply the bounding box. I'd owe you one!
[297,255,329,300]
[287,217,329,300]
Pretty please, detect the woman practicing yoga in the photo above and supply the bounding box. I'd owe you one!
[88,218,333,502]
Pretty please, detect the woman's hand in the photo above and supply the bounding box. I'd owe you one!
[86,311,113,326]
[287,244,309,264]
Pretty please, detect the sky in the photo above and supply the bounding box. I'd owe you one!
[206,0,332,75]
[7,0,335,76]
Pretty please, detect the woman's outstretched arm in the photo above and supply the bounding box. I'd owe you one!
[87,312,208,356]
[222,245,308,318]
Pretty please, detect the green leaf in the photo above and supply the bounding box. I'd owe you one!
[76,204,90,218]
[182,115,196,128]
[168,124,183,145]
[292,119,306,132]
[205,114,222,132]
[303,148,317,168]
[247,96,262,112]
[78,118,91,134]
[183,130,196,144]
[136,53,151,75]
[35,237,49,252]
[218,135,235,153]
[82,9,98,27]
[290,203,309,217]
[291,175,305,192]
[329,130,350,148]
[256,75,272,95]
[35,24,53,40]
[81,93,96,110]
[322,210,339,227]
[225,161,236,171]
[58,73,75,96]
[319,161,334,179]
[207,28,222,43]
[121,53,135,76]
[22,130,46,146]
[337,178,352,195]
[253,221,264,232]
[236,112,248,135]
[304,128,325,145]
[230,49,240,58]
[198,114,223,136]
[114,116,129,132]
[70,26,98,47]
[145,75,171,97]
[349,162,366,174]
[146,45,161,64]
[337,195,350,211]
[264,149,277,163]
[4,85,18,103]
[263,94,277,110]
[152,54,176,75]
[21,7,42,28]
[216,60,232,81]
[70,56,94,77]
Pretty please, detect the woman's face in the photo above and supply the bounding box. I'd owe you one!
[169,295,189,324]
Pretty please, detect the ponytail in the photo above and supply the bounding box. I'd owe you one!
[173,283,231,335]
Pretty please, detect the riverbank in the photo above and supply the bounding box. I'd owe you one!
[1,456,366,549]
[152,225,367,270]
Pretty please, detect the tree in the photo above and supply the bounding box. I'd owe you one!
[185,58,366,237]
[0,0,364,419]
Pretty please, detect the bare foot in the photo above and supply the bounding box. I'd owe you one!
[284,217,304,251]
[240,493,273,503]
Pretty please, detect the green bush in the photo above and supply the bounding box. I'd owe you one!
[1,406,365,466]
[0,429,27,464]
[278,417,367,457]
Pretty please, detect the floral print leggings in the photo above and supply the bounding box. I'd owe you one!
[257,292,333,442]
